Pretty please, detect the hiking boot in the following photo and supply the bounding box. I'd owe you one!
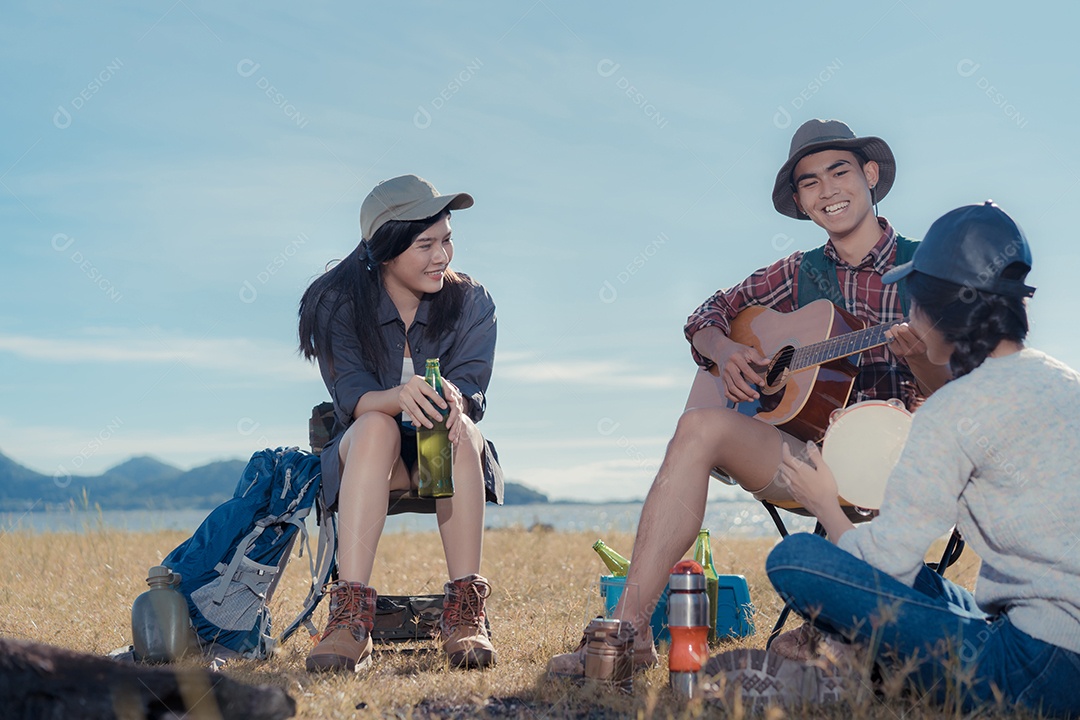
[306,580,377,673]
[703,648,848,709]
[440,574,496,669]
[769,622,820,661]
[771,622,858,668]
[546,617,659,679]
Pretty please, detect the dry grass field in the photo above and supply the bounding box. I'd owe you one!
[0,519,1046,719]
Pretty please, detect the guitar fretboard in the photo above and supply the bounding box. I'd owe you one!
[790,319,903,370]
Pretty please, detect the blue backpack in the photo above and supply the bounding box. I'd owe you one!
[162,446,337,659]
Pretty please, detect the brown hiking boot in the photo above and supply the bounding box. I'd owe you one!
[770,622,858,669]
[769,622,820,662]
[440,574,496,669]
[306,580,377,673]
[547,618,658,678]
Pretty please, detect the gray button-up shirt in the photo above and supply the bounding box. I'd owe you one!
[316,276,500,506]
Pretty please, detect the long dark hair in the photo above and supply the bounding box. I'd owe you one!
[298,210,471,378]
[906,268,1029,377]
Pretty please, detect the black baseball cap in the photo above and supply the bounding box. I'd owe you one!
[882,201,1036,298]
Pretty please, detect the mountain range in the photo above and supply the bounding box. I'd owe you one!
[0,450,547,511]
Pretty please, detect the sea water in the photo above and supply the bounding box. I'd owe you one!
[1,498,817,538]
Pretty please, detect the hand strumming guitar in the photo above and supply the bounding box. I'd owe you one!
[693,327,769,403]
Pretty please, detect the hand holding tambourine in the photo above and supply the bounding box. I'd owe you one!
[779,399,912,513]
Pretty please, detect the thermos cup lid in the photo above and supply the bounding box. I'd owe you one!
[669,560,705,591]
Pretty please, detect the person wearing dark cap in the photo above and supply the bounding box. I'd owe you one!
[549,118,952,678]
[711,202,1080,715]
[298,174,502,672]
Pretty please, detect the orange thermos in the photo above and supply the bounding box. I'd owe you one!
[667,559,709,698]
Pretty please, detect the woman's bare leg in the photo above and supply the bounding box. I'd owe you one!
[435,416,486,580]
[336,412,411,584]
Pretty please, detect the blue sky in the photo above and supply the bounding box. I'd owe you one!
[3,2,1078,502]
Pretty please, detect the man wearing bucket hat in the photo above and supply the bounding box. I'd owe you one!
[705,202,1080,714]
[549,119,952,678]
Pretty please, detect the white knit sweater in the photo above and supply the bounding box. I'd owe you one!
[838,348,1080,654]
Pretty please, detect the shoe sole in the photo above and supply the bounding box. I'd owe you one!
[704,649,844,708]
[305,652,373,673]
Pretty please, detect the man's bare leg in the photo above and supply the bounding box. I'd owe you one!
[613,406,799,648]
[548,406,803,675]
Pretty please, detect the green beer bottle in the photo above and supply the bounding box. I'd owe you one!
[592,539,630,577]
[694,528,720,643]
[417,358,454,498]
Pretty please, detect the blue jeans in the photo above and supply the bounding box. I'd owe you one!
[767,533,1080,718]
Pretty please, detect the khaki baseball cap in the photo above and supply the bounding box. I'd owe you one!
[360,174,474,240]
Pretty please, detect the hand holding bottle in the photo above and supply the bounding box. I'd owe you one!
[435,378,469,440]
[398,374,449,429]
[398,374,469,436]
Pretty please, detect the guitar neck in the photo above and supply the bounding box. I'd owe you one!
[791,319,902,370]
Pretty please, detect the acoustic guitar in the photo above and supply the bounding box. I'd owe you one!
[684,298,903,443]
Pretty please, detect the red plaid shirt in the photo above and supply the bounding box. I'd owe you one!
[684,218,923,411]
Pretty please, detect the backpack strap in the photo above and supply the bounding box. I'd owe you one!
[797,234,919,316]
[892,234,918,317]
[211,524,268,605]
[796,245,844,309]
[216,473,320,609]
[278,496,339,645]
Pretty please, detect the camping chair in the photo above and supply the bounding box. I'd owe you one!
[308,401,437,516]
[278,402,447,646]
[291,402,454,644]
[754,491,965,648]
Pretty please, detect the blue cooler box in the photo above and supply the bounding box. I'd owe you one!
[599,575,670,643]
[600,573,756,644]
[716,574,756,638]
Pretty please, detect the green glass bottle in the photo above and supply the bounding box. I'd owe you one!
[417,358,454,498]
[592,539,630,577]
[694,528,720,643]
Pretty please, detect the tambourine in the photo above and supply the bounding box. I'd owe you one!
[821,399,912,510]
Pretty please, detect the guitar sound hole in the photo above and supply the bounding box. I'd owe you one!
[766,346,795,386]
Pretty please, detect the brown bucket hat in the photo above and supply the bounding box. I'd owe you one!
[772,119,896,220]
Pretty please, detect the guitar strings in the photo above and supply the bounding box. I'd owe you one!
[790,318,905,371]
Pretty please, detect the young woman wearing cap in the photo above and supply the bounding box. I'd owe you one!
[298,175,501,672]
[712,202,1080,716]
